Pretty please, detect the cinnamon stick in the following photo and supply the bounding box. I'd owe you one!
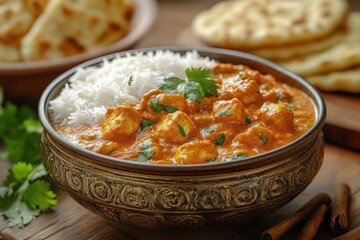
[333,226,360,240]
[261,193,331,240]
[296,204,328,240]
[330,183,351,234]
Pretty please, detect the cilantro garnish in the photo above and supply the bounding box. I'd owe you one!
[231,154,249,161]
[285,102,295,108]
[159,67,217,103]
[128,75,133,86]
[260,134,268,144]
[215,133,225,146]
[132,140,154,162]
[0,89,57,227]
[276,91,283,100]
[140,119,155,130]
[178,125,186,137]
[201,126,216,134]
[218,111,232,116]
[245,115,252,125]
[149,96,178,113]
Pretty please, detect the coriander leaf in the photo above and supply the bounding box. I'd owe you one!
[23,119,43,134]
[149,96,178,113]
[276,91,283,100]
[231,154,249,161]
[215,133,225,146]
[0,163,56,227]
[186,67,217,97]
[133,140,154,162]
[4,132,42,165]
[141,139,152,149]
[218,111,232,116]
[0,87,3,106]
[128,75,133,86]
[285,102,295,108]
[140,119,155,130]
[177,81,204,103]
[11,162,34,183]
[23,180,58,210]
[160,77,185,94]
[210,157,217,162]
[238,72,247,80]
[201,126,216,134]
[0,193,41,227]
[178,125,186,137]
[245,115,252,125]
[260,134,268,144]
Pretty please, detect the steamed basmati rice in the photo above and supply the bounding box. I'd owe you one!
[49,50,216,125]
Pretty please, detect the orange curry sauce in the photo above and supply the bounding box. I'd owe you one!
[55,63,315,164]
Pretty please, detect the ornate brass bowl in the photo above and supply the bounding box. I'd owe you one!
[39,47,326,238]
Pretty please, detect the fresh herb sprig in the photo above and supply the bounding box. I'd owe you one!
[159,67,218,103]
[0,88,57,227]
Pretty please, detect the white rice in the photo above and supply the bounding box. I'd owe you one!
[49,50,216,125]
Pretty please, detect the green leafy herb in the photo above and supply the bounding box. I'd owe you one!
[238,72,247,80]
[159,67,217,103]
[0,88,57,227]
[285,102,295,108]
[260,134,268,144]
[276,91,283,100]
[218,111,232,116]
[140,119,155,130]
[231,154,249,161]
[178,125,186,137]
[149,96,178,113]
[215,133,225,146]
[128,75,133,86]
[261,102,271,110]
[201,126,216,134]
[185,67,217,97]
[210,157,217,162]
[245,115,252,125]
[132,139,154,162]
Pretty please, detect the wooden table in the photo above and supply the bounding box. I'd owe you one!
[1,0,360,239]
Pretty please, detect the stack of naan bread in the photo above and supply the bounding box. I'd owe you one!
[192,0,360,93]
[0,0,134,62]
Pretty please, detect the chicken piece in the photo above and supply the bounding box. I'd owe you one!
[140,89,162,111]
[175,140,218,164]
[233,124,276,151]
[259,103,294,131]
[213,98,246,123]
[230,79,263,104]
[101,104,142,140]
[157,93,186,112]
[156,111,197,143]
[95,141,119,155]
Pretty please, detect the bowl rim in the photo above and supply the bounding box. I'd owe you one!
[0,0,157,75]
[39,46,326,174]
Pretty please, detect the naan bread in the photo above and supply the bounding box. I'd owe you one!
[0,0,48,62]
[249,23,348,61]
[306,67,360,93]
[192,0,348,50]
[280,13,360,77]
[20,0,134,61]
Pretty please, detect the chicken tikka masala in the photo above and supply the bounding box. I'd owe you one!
[55,63,315,164]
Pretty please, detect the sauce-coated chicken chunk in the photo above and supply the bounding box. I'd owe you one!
[175,140,218,164]
[156,111,197,143]
[101,105,142,140]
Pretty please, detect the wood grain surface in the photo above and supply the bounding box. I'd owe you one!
[1,0,360,239]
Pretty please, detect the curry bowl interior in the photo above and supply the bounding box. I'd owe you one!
[39,46,326,175]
